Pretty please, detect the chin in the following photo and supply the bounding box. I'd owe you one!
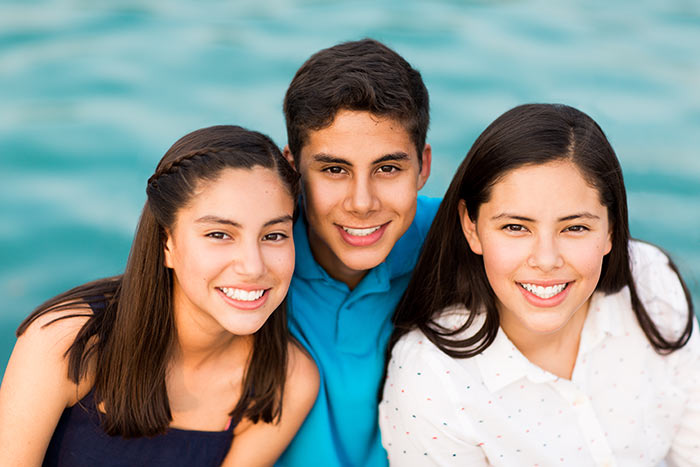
[339,252,387,274]
[223,317,271,336]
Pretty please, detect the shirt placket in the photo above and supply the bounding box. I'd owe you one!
[550,378,617,467]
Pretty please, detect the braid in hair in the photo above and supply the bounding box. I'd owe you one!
[147,146,229,190]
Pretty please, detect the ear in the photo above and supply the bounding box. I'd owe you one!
[283,145,296,170]
[416,143,432,190]
[458,200,483,255]
[603,227,613,256]
[163,231,175,269]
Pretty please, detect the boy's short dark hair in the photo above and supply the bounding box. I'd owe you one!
[284,38,429,166]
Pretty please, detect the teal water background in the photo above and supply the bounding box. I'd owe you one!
[2,0,699,379]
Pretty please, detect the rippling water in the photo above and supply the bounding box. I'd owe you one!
[2,0,699,377]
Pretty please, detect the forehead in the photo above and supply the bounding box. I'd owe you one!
[178,167,293,221]
[483,161,606,217]
[301,109,417,164]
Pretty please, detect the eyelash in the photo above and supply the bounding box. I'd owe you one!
[263,232,289,242]
[377,165,400,174]
[564,225,589,233]
[503,224,528,233]
[322,166,346,175]
[321,165,401,175]
[501,224,590,233]
[206,232,289,242]
[206,231,230,240]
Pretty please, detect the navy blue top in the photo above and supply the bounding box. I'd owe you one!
[43,388,235,467]
[42,298,235,466]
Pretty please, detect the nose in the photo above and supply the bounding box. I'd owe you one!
[527,234,564,271]
[233,240,266,278]
[343,175,379,216]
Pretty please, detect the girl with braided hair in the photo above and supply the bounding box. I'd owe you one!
[0,125,319,466]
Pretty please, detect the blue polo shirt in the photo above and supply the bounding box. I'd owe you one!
[277,196,441,467]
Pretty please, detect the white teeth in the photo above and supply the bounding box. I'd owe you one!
[342,226,381,237]
[220,287,265,302]
[520,283,567,299]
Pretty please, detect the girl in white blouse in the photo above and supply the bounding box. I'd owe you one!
[380,104,698,466]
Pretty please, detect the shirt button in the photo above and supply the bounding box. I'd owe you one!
[573,395,586,406]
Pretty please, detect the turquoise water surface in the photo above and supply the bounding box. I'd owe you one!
[2,0,699,378]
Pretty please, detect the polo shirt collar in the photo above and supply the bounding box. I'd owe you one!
[292,212,327,281]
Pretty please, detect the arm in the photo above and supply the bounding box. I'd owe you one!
[379,336,489,466]
[220,342,319,467]
[0,311,90,466]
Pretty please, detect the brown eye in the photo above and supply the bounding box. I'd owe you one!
[377,165,399,173]
[263,232,288,242]
[504,224,527,232]
[323,166,346,175]
[206,232,230,240]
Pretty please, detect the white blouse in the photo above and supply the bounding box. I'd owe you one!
[380,241,700,466]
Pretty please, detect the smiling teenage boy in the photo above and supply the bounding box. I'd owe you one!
[276,39,439,466]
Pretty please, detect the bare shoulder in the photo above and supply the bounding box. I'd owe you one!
[286,340,319,402]
[220,342,319,466]
[12,306,95,399]
[20,307,93,366]
[0,306,93,465]
[21,305,92,342]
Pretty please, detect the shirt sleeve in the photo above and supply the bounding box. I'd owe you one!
[379,333,489,466]
[629,241,700,466]
[666,317,700,467]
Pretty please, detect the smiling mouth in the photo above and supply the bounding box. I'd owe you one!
[518,282,569,299]
[341,225,382,237]
[218,287,267,302]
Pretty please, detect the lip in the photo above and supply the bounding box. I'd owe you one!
[517,281,572,308]
[216,287,270,310]
[336,222,390,247]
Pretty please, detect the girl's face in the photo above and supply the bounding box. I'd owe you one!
[164,166,295,337]
[460,161,612,344]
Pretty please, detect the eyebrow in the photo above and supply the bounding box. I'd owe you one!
[195,215,293,228]
[312,152,411,166]
[490,212,601,222]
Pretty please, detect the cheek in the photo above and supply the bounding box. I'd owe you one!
[480,235,527,283]
[176,243,230,284]
[304,178,337,216]
[266,246,296,283]
[379,180,418,216]
[567,242,608,280]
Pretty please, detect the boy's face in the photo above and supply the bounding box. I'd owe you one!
[286,109,431,288]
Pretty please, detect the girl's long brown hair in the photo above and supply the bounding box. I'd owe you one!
[17,125,300,437]
[387,104,693,374]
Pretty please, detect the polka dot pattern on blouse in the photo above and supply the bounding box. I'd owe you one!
[380,241,700,466]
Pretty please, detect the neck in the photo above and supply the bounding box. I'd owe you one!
[502,306,589,380]
[171,294,246,371]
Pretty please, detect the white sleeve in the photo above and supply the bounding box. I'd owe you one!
[379,333,489,466]
[629,241,700,466]
[666,317,700,467]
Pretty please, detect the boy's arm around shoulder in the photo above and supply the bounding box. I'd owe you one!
[221,341,319,467]
[0,309,91,466]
